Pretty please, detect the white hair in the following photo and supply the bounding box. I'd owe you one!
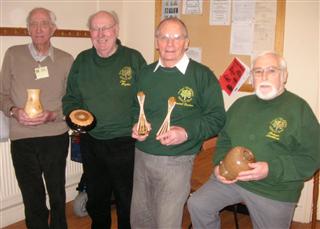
[251,51,287,71]
[26,7,57,28]
[87,10,119,29]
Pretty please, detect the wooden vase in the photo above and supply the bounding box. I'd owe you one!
[219,146,255,180]
[24,89,43,118]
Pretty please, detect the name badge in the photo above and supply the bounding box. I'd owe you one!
[35,66,49,80]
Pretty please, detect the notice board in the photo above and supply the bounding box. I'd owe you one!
[154,0,286,92]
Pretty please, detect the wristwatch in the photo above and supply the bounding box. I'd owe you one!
[9,106,16,117]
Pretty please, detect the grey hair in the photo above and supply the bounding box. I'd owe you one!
[87,10,119,29]
[26,7,56,28]
[252,51,287,71]
[155,17,189,38]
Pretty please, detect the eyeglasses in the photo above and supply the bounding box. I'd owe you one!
[156,33,187,42]
[90,24,116,33]
[251,66,282,78]
[29,21,51,30]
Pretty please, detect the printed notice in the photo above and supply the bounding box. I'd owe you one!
[186,47,202,63]
[230,21,254,55]
[162,0,180,18]
[209,0,231,25]
[182,0,203,15]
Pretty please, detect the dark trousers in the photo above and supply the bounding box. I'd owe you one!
[11,132,69,229]
[81,134,135,229]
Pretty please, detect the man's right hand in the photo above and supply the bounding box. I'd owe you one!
[132,123,151,141]
[214,165,238,184]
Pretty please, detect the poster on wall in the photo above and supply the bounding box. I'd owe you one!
[186,47,202,63]
[209,0,231,25]
[182,0,203,15]
[162,0,180,18]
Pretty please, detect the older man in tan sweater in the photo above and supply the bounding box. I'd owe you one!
[0,7,73,229]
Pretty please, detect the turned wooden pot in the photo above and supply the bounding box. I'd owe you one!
[219,146,255,180]
[66,109,96,133]
[24,89,43,118]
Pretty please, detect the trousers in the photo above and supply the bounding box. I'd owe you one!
[11,132,69,229]
[131,148,195,229]
[81,134,135,229]
[187,174,296,229]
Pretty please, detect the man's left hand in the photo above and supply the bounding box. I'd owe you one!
[156,126,188,146]
[237,162,269,181]
[24,110,57,126]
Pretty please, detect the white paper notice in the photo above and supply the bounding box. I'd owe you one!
[209,0,231,26]
[186,47,202,63]
[182,0,203,15]
[255,1,277,24]
[252,23,275,57]
[252,2,277,56]
[230,22,254,55]
[232,0,255,22]
[162,0,180,18]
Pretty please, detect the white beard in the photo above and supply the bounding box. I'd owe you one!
[255,82,278,100]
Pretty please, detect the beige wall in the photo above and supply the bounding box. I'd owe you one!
[284,1,319,222]
[0,1,155,63]
[0,0,319,226]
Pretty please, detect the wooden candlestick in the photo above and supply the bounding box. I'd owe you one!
[137,91,149,135]
[156,97,176,136]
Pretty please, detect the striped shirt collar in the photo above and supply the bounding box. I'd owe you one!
[29,43,54,62]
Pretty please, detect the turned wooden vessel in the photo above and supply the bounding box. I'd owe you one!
[66,109,96,133]
[219,146,255,180]
[24,89,43,118]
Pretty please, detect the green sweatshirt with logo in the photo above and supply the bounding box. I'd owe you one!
[214,90,320,202]
[134,59,226,156]
[63,42,146,139]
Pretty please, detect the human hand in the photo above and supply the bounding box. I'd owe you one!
[132,122,151,141]
[156,126,188,146]
[12,108,57,126]
[214,165,238,184]
[237,162,269,181]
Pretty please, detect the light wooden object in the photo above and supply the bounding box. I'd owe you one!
[24,89,43,118]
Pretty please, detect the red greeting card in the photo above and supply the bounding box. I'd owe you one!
[219,58,250,95]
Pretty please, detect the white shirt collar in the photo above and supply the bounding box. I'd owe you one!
[153,53,190,75]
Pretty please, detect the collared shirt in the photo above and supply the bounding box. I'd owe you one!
[28,43,54,62]
[153,53,190,75]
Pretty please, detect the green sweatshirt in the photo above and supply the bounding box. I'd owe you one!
[62,41,146,139]
[134,59,226,156]
[214,90,320,202]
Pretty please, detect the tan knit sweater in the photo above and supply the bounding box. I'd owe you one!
[0,44,74,140]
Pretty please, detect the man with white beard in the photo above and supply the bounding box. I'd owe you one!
[187,51,320,229]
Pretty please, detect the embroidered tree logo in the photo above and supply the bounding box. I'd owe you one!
[119,66,132,86]
[178,86,194,104]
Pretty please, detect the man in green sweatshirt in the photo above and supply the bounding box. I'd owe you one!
[62,11,146,229]
[188,51,320,229]
[130,17,226,228]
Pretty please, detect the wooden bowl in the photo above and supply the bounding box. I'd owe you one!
[219,146,255,180]
[66,109,96,133]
